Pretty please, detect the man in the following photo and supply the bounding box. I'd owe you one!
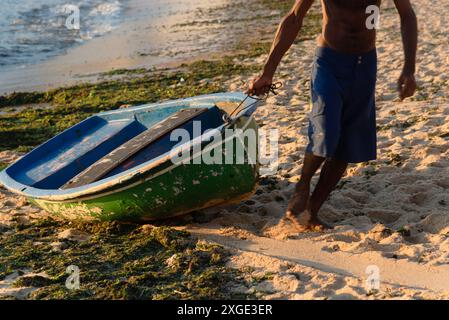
[248,0,417,230]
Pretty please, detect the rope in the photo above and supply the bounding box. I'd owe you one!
[222,82,283,123]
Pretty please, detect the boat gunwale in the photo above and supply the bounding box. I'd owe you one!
[40,114,258,203]
[0,92,260,201]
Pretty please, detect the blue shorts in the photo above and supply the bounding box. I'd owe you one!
[306,47,378,163]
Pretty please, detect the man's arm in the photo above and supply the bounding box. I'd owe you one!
[248,0,315,95]
[394,0,418,100]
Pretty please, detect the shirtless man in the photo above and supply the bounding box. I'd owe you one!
[248,0,417,230]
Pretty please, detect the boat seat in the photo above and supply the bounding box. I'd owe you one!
[62,108,208,189]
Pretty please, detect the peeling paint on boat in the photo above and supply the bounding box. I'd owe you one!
[172,187,182,196]
[33,200,102,221]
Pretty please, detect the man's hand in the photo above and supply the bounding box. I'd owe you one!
[397,72,417,100]
[245,1,314,96]
[246,74,273,96]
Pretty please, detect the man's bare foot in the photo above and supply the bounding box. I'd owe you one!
[285,182,332,232]
[285,210,311,231]
[285,183,311,230]
[286,183,309,214]
[286,210,332,232]
[308,216,333,231]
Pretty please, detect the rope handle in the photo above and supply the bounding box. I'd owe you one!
[222,82,283,123]
[263,81,283,96]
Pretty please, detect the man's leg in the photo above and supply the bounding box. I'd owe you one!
[286,152,325,228]
[307,157,348,229]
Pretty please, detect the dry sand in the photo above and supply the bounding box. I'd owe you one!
[183,0,449,299]
[1,0,448,300]
[0,151,49,231]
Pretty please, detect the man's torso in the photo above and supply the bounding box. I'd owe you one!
[318,0,382,54]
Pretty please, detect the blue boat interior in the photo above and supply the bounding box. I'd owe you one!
[7,102,228,190]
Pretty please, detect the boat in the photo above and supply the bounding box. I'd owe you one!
[0,92,261,221]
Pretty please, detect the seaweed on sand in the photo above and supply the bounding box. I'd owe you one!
[0,219,254,300]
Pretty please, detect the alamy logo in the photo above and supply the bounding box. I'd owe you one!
[169,121,279,175]
[366,5,381,30]
[365,265,380,292]
[64,5,80,30]
[65,265,80,290]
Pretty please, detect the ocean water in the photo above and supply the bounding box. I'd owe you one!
[0,0,124,67]
[0,0,228,69]
[0,0,245,93]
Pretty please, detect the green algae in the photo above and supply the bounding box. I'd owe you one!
[296,12,322,42]
[0,92,49,108]
[0,219,254,300]
[13,275,59,288]
[100,68,149,77]
[0,162,8,171]
[257,0,322,38]
[256,0,294,14]
[234,10,321,57]
[0,58,254,151]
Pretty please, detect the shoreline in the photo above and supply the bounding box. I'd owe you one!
[0,0,286,94]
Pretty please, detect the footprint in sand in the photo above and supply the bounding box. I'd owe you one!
[366,209,401,224]
[262,218,305,240]
[414,213,449,235]
[409,192,429,206]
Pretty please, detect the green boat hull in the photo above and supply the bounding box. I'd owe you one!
[30,117,259,221]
